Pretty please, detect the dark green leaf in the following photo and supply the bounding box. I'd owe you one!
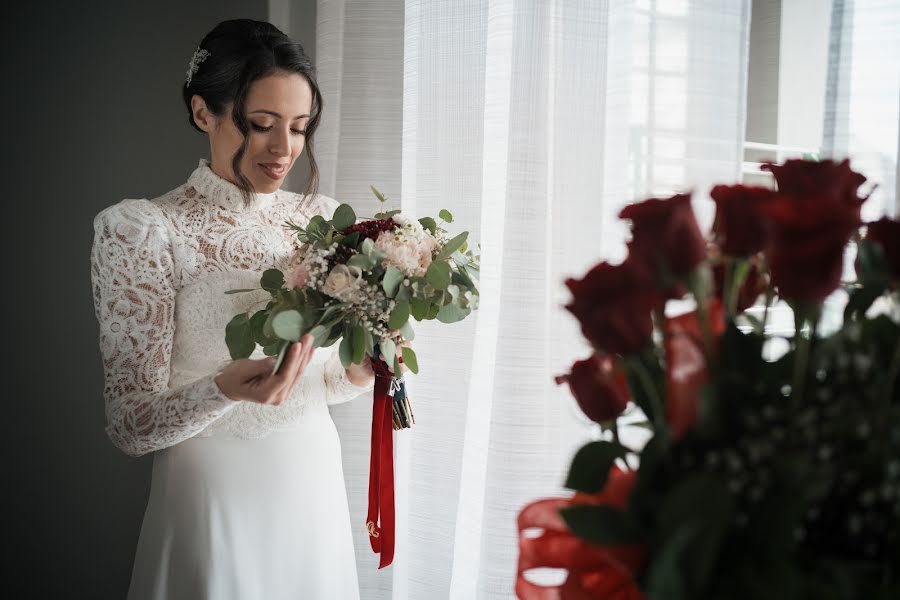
[224,288,258,295]
[272,340,291,374]
[559,505,643,545]
[260,269,285,292]
[564,441,629,494]
[332,203,357,231]
[339,231,360,248]
[339,332,353,368]
[225,313,256,359]
[352,324,366,364]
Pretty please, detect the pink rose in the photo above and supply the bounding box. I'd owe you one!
[287,264,309,290]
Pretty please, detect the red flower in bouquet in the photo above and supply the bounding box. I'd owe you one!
[555,353,631,423]
[517,468,644,600]
[710,184,774,256]
[864,217,900,282]
[757,159,869,304]
[712,259,768,313]
[619,193,707,291]
[664,299,725,440]
[564,262,661,355]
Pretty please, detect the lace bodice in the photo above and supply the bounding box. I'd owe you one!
[90,159,374,457]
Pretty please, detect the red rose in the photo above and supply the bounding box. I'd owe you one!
[619,193,707,286]
[565,261,662,355]
[555,353,631,423]
[517,468,645,600]
[710,184,774,256]
[712,258,768,313]
[864,217,900,282]
[763,158,867,213]
[755,159,869,304]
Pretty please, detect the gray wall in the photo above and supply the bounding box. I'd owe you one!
[5,1,325,595]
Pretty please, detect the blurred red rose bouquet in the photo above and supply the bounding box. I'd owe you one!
[518,159,899,599]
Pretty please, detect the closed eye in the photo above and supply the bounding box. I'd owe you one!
[250,124,306,136]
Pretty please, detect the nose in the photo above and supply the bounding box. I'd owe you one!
[268,128,290,157]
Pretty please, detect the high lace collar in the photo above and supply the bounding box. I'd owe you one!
[186,158,282,212]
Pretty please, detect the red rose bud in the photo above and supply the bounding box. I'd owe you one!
[555,353,631,423]
[619,192,707,284]
[713,258,768,313]
[864,217,900,282]
[755,159,869,305]
[710,184,775,256]
[565,261,662,355]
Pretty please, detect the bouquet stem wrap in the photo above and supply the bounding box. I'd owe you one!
[366,356,414,568]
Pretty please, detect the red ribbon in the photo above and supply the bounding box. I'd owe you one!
[366,359,395,568]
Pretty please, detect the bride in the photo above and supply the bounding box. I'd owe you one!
[89,19,396,599]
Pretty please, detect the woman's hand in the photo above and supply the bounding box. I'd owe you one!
[214,334,316,404]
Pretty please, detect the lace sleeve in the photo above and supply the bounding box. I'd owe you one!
[90,199,239,457]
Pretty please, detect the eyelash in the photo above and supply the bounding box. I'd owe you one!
[250,124,306,136]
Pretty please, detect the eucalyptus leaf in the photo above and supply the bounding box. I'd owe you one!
[224,288,258,295]
[410,297,429,321]
[347,254,375,270]
[370,185,387,203]
[399,321,415,341]
[272,340,291,375]
[437,232,468,260]
[419,217,437,234]
[395,283,411,303]
[436,303,468,323]
[379,338,397,367]
[383,266,405,298]
[332,203,357,231]
[439,209,453,223]
[388,301,410,330]
[309,325,329,347]
[272,310,304,342]
[361,237,375,256]
[426,261,451,290]
[401,347,419,374]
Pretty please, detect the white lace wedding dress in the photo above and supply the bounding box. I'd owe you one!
[90,159,374,600]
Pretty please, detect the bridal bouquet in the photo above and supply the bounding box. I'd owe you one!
[517,159,899,599]
[224,186,480,568]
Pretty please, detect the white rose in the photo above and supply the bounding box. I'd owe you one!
[391,213,410,227]
[323,264,363,301]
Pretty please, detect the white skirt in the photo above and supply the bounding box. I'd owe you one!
[127,408,360,600]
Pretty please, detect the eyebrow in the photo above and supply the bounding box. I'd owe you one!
[248,109,310,120]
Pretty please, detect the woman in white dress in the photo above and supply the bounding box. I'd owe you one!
[90,19,389,599]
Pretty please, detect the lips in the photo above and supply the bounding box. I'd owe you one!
[259,162,288,179]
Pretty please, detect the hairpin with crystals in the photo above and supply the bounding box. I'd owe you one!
[185,46,210,87]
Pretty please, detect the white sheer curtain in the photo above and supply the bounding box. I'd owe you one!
[315,1,751,598]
